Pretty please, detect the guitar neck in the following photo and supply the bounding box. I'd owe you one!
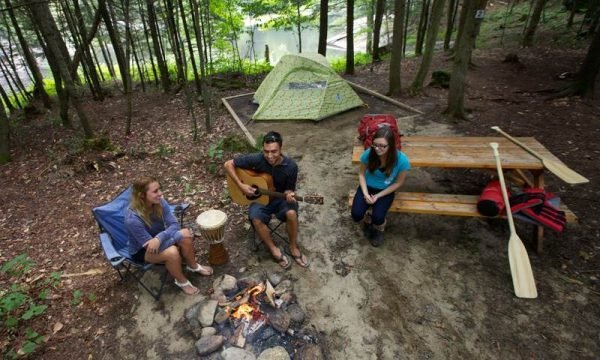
[259,189,305,202]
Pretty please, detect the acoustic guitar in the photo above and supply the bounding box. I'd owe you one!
[226,168,324,206]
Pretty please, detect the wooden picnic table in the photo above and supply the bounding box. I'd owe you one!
[351,136,577,253]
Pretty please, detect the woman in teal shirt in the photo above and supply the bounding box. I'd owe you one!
[351,127,410,246]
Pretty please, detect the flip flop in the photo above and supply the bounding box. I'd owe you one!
[174,279,200,295]
[273,247,291,270]
[291,252,310,268]
[186,264,214,276]
[284,246,310,268]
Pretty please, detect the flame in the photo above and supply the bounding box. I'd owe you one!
[231,303,254,319]
[230,282,266,320]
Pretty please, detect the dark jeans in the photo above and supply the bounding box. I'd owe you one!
[351,186,395,226]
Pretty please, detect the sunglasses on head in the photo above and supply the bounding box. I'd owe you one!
[264,134,281,143]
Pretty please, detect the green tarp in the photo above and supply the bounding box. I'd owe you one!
[252,53,364,121]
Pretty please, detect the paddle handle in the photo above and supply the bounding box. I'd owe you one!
[490,143,516,233]
[491,126,544,161]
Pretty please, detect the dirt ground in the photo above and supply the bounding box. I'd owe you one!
[1,46,599,359]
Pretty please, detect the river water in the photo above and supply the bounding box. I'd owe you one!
[1,20,379,90]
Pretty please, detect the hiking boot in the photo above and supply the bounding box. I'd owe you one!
[362,222,373,239]
[370,229,384,247]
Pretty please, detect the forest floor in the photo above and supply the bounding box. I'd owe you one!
[1,46,599,359]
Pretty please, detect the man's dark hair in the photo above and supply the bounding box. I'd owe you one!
[263,131,283,147]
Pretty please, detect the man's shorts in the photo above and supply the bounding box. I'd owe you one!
[249,198,299,224]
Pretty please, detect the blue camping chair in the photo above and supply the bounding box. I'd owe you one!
[92,186,189,300]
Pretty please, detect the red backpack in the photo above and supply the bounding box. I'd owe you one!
[357,114,402,150]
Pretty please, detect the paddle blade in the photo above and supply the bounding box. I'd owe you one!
[543,158,589,185]
[508,233,538,299]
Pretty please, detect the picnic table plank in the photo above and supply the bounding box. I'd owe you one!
[352,136,567,170]
[348,191,578,223]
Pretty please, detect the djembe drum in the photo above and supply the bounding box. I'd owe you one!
[196,209,229,265]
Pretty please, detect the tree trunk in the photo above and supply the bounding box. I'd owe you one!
[137,0,158,87]
[403,0,411,57]
[410,0,446,93]
[130,30,146,92]
[346,0,355,75]
[445,0,479,118]
[72,0,104,100]
[120,0,134,135]
[146,0,171,91]
[561,28,600,98]
[178,0,202,93]
[318,0,328,56]
[366,0,374,54]
[165,0,186,82]
[372,0,385,61]
[5,0,51,108]
[415,0,431,56]
[522,0,548,47]
[0,79,14,112]
[191,0,212,134]
[444,0,458,51]
[295,2,303,53]
[0,50,23,108]
[28,0,94,138]
[100,0,129,92]
[0,100,10,164]
[388,0,406,96]
[567,0,578,28]
[34,23,71,126]
[453,0,469,52]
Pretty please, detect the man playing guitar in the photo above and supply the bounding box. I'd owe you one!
[224,131,309,269]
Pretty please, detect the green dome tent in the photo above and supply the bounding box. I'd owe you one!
[252,53,364,121]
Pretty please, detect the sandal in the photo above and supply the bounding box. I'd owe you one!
[174,279,199,295]
[186,264,214,276]
[273,247,291,270]
[291,252,310,268]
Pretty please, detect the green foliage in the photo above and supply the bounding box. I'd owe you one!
[1,254,34,276]
[241,60,273,76]
[208,139,225,161]
[71,290,83,306]
[84,136,114,151]
[476,1,590,49]
[261,0,319,33]
[222,134,257,153]
[1,254,61,357]
[329,52,373,72]
[87,293,97,302]
[206,134,258,173]
[157,144,174,158]
[62,135,114,157]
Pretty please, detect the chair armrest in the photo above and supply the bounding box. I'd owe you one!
[99,232,125,267]
[170,203,190,226]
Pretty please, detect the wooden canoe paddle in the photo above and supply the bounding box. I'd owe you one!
[491,126,589,185]
[490,142,538,299]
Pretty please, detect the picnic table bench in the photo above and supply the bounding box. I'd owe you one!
[349,136,578,253]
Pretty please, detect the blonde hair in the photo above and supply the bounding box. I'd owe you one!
[130,177,163,226]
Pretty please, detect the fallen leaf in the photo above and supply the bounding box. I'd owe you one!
[53,322,64,334]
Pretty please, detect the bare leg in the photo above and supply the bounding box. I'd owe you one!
[286,210,300,254]
[178,229,198,268]
[145,246,198,295]
[252,218,288,267]
[179,228,213,275]
[286,210,308,267]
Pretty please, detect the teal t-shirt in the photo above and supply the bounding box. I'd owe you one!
[360,148,410,190]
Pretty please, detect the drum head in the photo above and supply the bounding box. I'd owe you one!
[196,209,227,230]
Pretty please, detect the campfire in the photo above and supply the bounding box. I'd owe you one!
[226,282,270,348]
[185,274,324,358]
